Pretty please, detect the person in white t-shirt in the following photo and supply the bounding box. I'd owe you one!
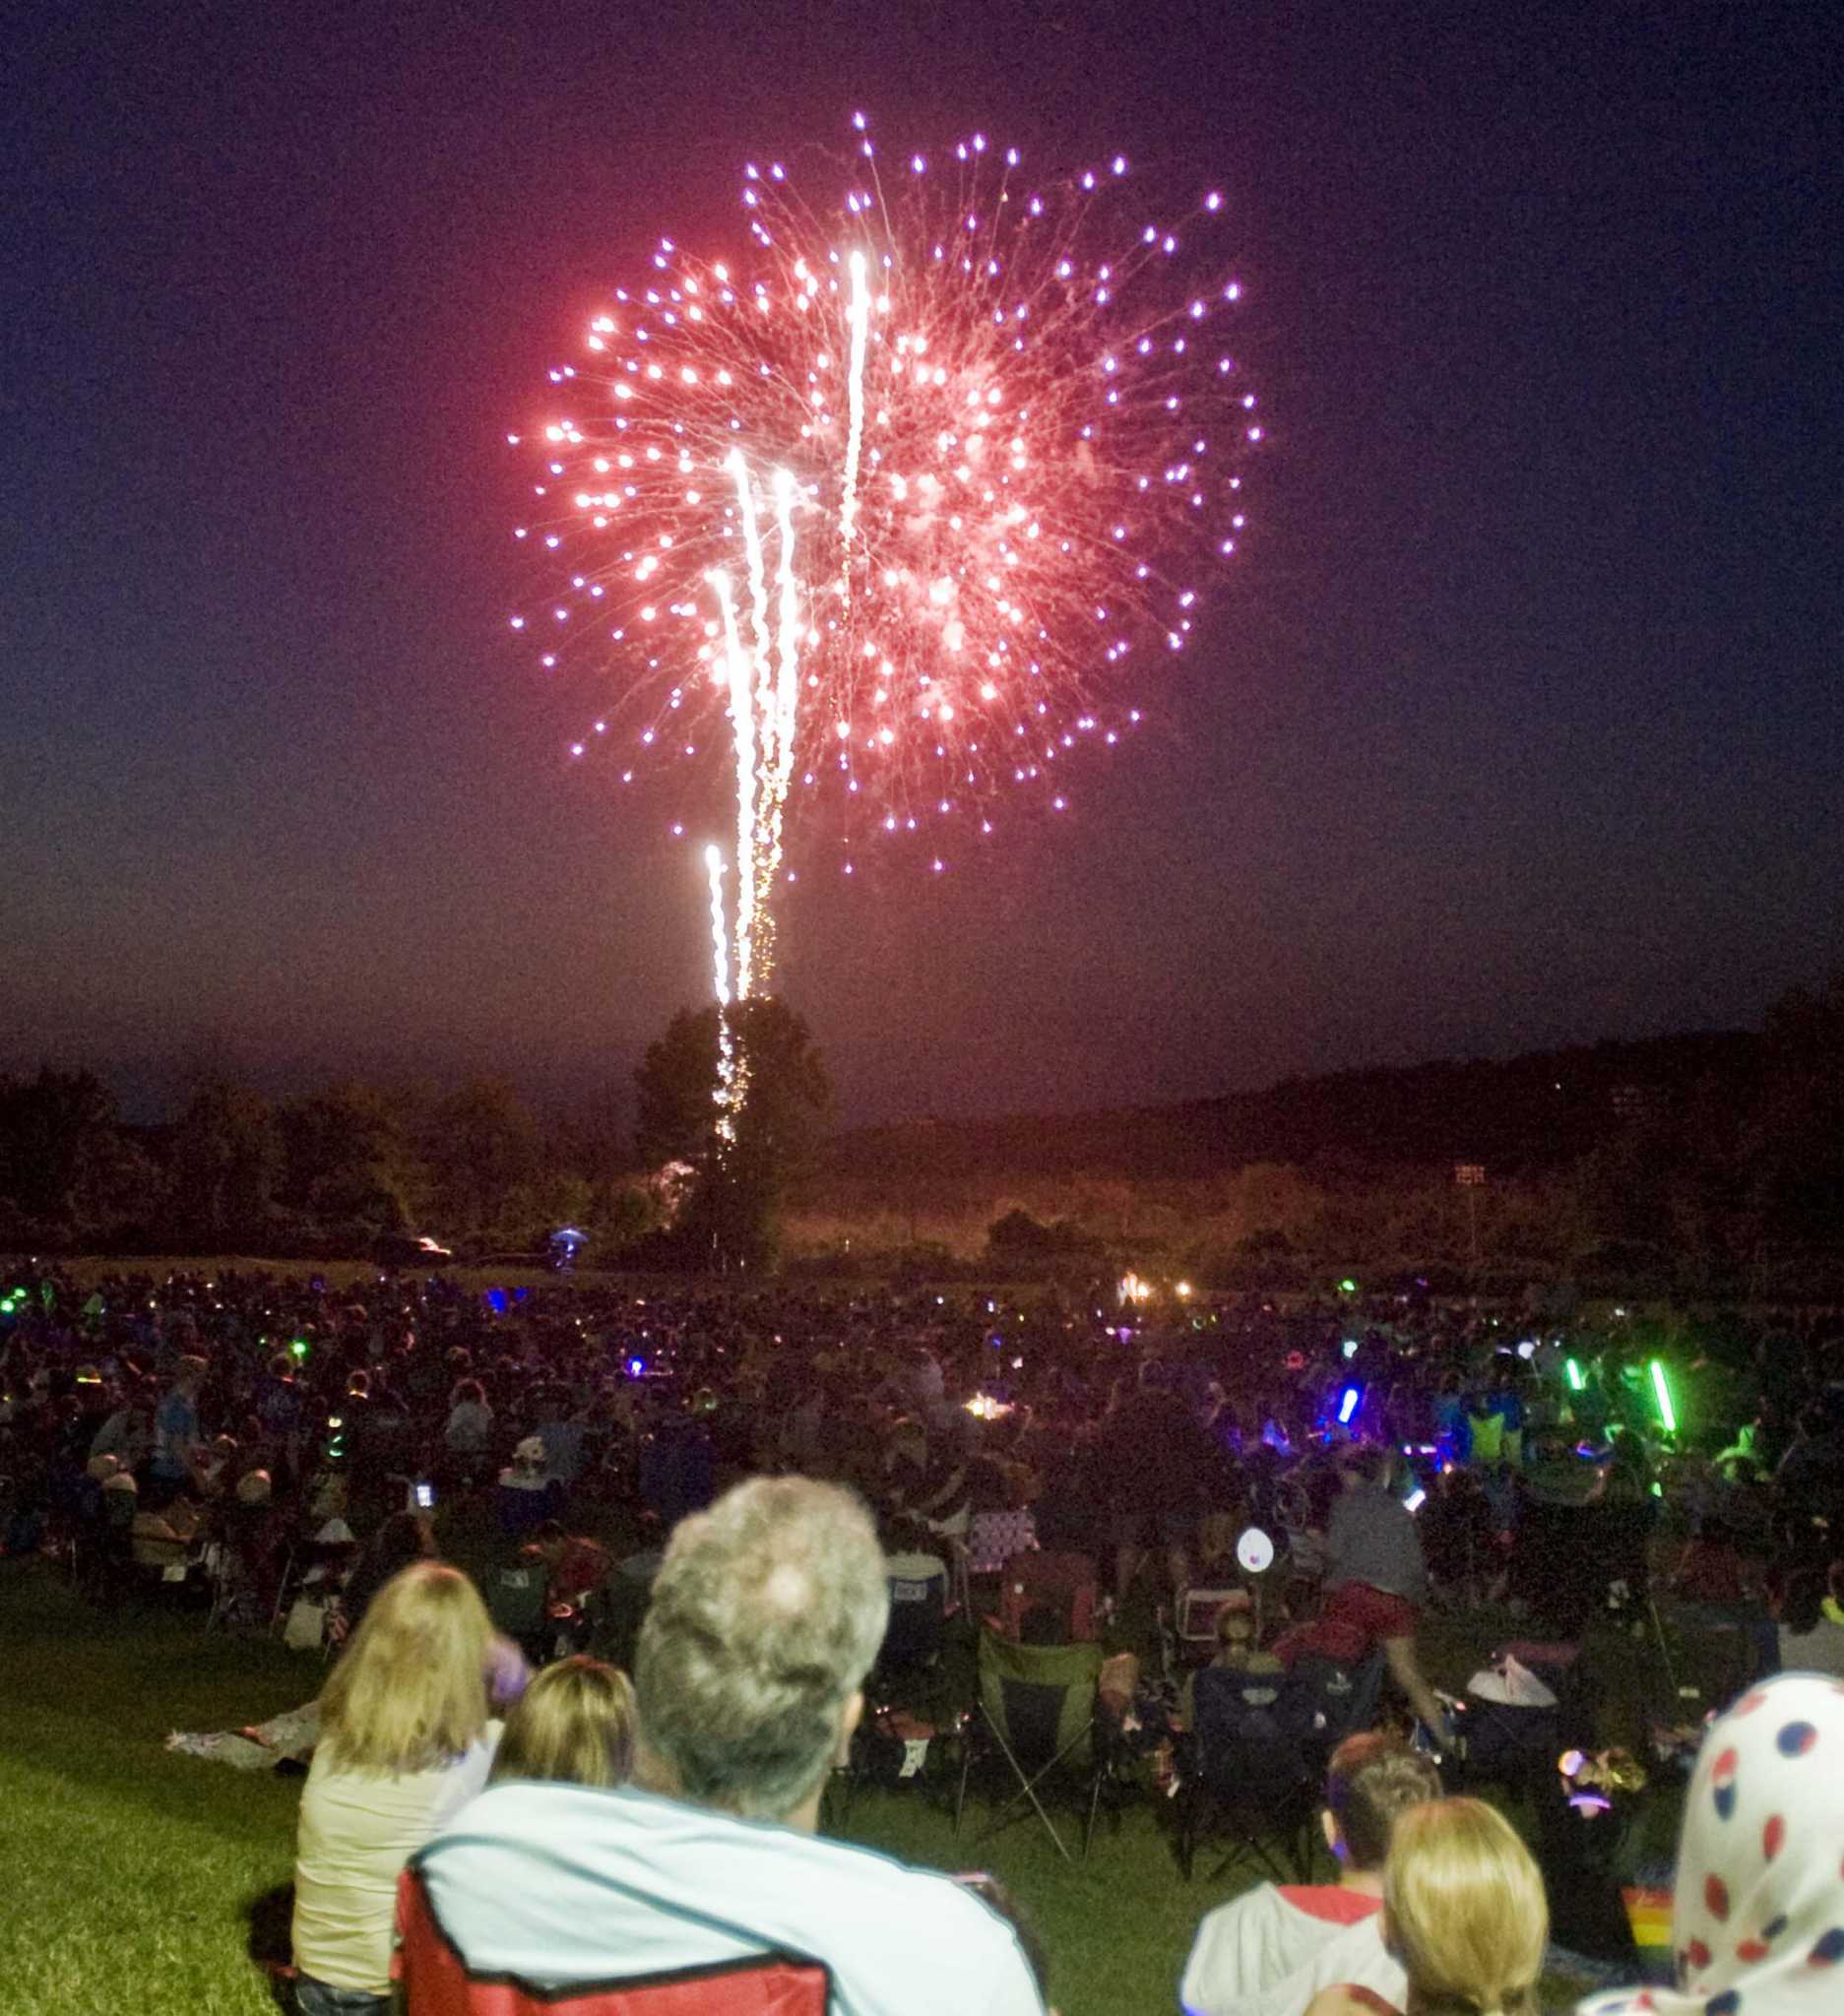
[417,1477,1046,2016]
[1181,1732,1441,2016]
[291,1562,502,2016]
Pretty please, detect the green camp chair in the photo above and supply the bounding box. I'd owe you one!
[955,1629,1114,1861]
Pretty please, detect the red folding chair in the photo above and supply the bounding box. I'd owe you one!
[992,1549,1099,1642]
[395,1865,829,2016]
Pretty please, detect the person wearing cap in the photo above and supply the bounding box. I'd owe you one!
[496,1436,561,1541]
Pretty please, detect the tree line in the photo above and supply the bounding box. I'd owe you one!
[0,997,831,1267]
[3,975,1839,1290]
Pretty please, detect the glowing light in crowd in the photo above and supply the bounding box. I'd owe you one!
[964,1392,1014,1419]
[513,114,1256,888]
[1336,1384,1363,1425]
[1117,1271,1153,1304]
[1649,1358,1677,1434]
[1565,1356,1585,1392]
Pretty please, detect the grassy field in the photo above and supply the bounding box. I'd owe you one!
[0,1552,1245,2016]
[0,1536,1694,2016]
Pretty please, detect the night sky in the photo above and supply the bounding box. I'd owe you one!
[5,3,1840,1126]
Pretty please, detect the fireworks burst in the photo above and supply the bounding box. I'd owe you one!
[510,117,1259,1125]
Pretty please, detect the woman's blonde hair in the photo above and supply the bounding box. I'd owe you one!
[1383,1796,1548,2016]
[319,1561,491,1775]
[490,1655,637,1791]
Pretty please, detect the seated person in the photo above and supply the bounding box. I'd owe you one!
[131,1490,205,1568]
[415,1477,1046,2014]
[219,1467,286,1616]
[525,1518,610,1608]
[488,1654,635,1790]
[533,1392,590,1489]
[1181,1732,1441,2016]
[1192,1510,1245,1585]
[1178,1594,1285,1728]
[442,1378,494,1482]
[291,1564,503,2016]
[1306,1796,1547,2016]
[495,1436,562,1540]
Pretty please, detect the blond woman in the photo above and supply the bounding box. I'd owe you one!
[290,1562,501,2016]
[1304,1796,1548,2016]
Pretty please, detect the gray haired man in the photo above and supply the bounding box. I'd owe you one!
[417,1478,1048,2015]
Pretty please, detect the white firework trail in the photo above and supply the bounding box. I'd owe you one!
[705,455,802,1141]
[837,248,871,605]
[703,843,737,1146]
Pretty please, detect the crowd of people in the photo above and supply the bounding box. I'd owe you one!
[6,1255,1844,2012]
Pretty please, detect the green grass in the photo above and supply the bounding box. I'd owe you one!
[0,1549,1693,2016]
[0,1554,1273,2016]
[0,1566,304,2016]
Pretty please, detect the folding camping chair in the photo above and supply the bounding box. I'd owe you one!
[826,1704,951,1832]
[1277,1648,1386,1777]
[992,1549,1100,1643]
[585,1550,662,1675]
[395,1864,828,2016]
[203,1538,263,1632]
[483,1551,552,1666]
[955,1629,1118,1861]
[879,1563,948,1674]
[1176,1664,1316,1881]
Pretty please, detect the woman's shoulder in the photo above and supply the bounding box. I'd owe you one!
[1303,1986,1401,2016]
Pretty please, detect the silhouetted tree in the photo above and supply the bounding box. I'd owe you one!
[419,1076,543,1242]
[0,1067,127,1226]
[276,1081,422,1234]
[634,998,830,1269]
[169,1079,281,1242]
[1749,972,1844,1246]
[635,998,830,1170]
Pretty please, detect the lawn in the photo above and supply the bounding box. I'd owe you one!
[0,1555,1232,2016]
[0,1545,1690,2016]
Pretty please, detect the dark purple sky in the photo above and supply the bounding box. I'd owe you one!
[5,3,1840,1125]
